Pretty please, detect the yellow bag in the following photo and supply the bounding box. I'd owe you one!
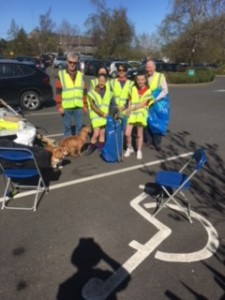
[0,119,19,131]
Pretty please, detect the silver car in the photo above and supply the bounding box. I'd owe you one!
[53,56,67,69]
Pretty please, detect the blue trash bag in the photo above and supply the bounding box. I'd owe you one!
[100,116,124,163]
[147,89,170,135]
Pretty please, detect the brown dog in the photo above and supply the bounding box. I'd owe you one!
[45,145,69,169]
[58,126,91,157]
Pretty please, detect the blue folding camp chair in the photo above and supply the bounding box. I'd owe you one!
[0,147,48,211]
[151,148,207,222]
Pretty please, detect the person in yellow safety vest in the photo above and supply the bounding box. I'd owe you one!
[55,52,87,136]
[90,67,110,90]
[85,74,113,156]
[110,63,133,117]
[144,59,169,151]
[123,72,153,160]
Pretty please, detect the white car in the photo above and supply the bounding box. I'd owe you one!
[107,61,134,78]
[53,56,67,69]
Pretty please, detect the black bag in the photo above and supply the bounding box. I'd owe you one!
[0,139,51,169]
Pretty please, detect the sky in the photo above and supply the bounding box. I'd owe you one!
[0,0,170,39]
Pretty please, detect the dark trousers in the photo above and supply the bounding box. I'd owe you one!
[144,127,162,146]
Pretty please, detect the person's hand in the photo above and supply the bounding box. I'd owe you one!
[124,108,131,116]
[58,108,64,115]
[83,106,88,115]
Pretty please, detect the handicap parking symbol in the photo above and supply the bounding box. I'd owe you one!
[82,191,219,300]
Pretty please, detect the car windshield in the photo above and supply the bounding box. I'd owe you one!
[56,57,66,61]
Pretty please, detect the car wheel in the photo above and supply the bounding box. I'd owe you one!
[111,71,117,78]
[20,91,41,111]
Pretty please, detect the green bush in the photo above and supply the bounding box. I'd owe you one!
[216,65,225,75]
[166,68,215,84]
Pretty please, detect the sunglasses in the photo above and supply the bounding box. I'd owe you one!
[68,61,76,65]
[118,69,125,72]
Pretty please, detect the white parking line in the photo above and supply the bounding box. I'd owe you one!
[46,133,64,137]
[153,203,219,262]
[25,112,58,117]
[82,189,219,299]
[0,152,192,202]
[82,189,219,300]
[82,192,172,300]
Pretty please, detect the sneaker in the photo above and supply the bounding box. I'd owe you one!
[137,150,143,160]
[85,144,96,156]
[124,147,134,157]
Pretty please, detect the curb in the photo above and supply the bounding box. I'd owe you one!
[168,75,225,87]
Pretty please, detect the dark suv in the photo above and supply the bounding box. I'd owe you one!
[84,59,108,76]
[0,60,53,111]
[14,56,45,71]
[127,61,180,80]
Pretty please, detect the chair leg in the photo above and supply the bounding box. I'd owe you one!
[2,177,11,210]
[153,186,192,223]
[155,191,164,209]
[33,178,42,211]
[179,191,192,223]
[2,177,47,211]
[33,178,48,211]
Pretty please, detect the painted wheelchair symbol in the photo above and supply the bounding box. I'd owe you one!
[82,191,219,300]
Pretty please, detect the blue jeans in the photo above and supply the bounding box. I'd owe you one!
[62,108,83,136]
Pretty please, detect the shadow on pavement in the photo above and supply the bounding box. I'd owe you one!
[149,129,225,299]
[42,99,56,109]
[155,130,225,222]
[56,237,131,300]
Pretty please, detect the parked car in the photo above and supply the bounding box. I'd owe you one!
[126,68,139,80]
[127,62,180,80]
[40,54,53,68]
[106,61,134,78]
[53,56,67,69]
[128,60,141,68]
[84,59,108,76]
[0,59,53,111]
[157,63,179,72]
[14,56,45,71]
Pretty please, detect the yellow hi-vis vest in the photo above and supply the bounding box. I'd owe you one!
[90,78,110,90]
[59,70,84,109]
[87,88,112,128]
[110,79,133,108]
[127,86,153,126]
[148,72,165,92]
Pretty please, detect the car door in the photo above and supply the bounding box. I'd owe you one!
[0,63,22,106]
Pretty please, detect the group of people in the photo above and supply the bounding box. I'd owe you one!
[55,53,169,160]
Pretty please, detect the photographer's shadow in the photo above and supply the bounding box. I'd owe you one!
[57,238,131,300]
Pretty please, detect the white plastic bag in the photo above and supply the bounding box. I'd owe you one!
[14,121,36,146]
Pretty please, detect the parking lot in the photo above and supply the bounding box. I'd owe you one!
[0,74,225,299]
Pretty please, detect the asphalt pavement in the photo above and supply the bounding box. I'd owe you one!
[0,74,224,300]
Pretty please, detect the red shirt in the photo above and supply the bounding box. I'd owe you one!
[137,85,148,96]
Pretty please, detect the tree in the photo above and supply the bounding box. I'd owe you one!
[0,39,7,57]
[159,0,225,64]
[7,19,20,40]
[7,22,33,57]
[135,32,161,60]
[14,28,33,55]
[57,20,80,54]
[85,0,134,58]
[36,8,56,53]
